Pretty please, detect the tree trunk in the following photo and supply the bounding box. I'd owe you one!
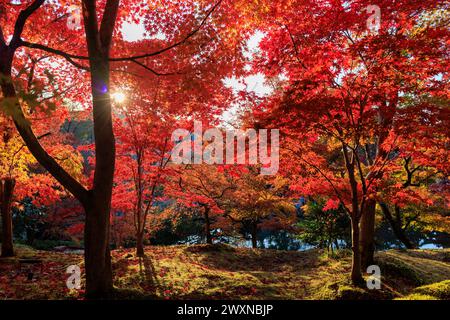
[251,221,258,249]
[341,142,364,285]
[359,200,376,269]
[350,218,364,285]
[328,221,334,253]
[136,232,145,257]
[334,239,340,250]
[1,178,16,257]
[81,0,120,298]
[204,206,212,244]
[1,57,114,298]
[0,0,119,300]
[379,202,415,249]
[84,201,113,299]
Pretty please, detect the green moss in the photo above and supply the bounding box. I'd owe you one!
[29,240,79,251]
[312,281,340,300]
[413,280,450,299]
[183,243,235,254]
[395,294,438,300]
[1,245,449,300]
[320,249,352,261]
[376,250,450,285]
[112,287,157,300]
[376,257,424,286]
[336,285,370,300]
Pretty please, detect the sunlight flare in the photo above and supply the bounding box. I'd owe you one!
[112,91,126,104]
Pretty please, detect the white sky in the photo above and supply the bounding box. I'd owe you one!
[122,22,147,42]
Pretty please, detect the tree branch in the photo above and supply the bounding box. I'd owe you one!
[82,0,101,57]
[0,26,6,48]
[11,0,45,48]
[99,0,120,50]
[129,59,177,76]
[110,0,222,61]
[20,40,90,70]
[3,85,89,204]
[18,0,221,73]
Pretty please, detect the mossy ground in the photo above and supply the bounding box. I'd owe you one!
[0,244,449,300]
[397,280,450,300]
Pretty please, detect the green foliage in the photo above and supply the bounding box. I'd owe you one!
[28,239,79,251]
[297,200,350,251]
[12,198,47,246]
[12,198,81,250]
[149,211,205,245]
[320,248,352,260]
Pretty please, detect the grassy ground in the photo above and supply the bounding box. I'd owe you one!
[0,244,449,300]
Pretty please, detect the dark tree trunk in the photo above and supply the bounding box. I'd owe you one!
[379,202,415,249]
[1,56,114,298]
[81,59,115,298]
[342,143,363,285]
[84,201,113,299]
[1,178,16,257]
[81,0,120,298]
[350,218,364,285]
[204,206,212,244]
[334,239,340,250]
[251,221,258,249]
[136,231,145,257]
[359,200,376,269]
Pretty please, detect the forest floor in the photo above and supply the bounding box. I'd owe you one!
[0,244,449,300]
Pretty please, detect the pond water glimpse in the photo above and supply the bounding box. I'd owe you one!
[175,227,450,251]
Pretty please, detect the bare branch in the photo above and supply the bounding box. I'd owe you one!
[129,59,178,76]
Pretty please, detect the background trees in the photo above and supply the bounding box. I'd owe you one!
[0,0,448,297]
[112,86,176,256]
[0,106,83,257]
[235,0,449,283]
[298,200,350,252]
[170,164,237,244]
[228,167,296,248]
